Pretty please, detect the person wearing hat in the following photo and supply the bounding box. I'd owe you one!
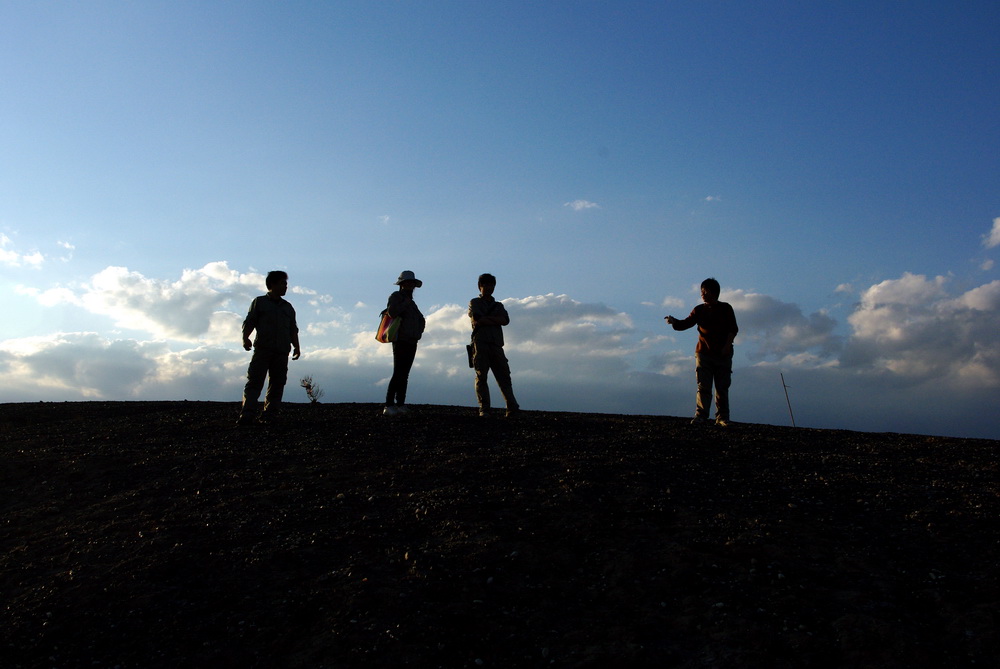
[383,270,426,416]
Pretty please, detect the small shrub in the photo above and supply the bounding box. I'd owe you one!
[300,375,325,403]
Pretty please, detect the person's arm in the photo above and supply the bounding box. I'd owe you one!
[468,299,479,328]
[469,300,484,328]
[242,299,257,350]
[289,304,301,359]
[723,306,738,354]
[476,305,509,326]
[722,331,736,355]
[665,307,698,331]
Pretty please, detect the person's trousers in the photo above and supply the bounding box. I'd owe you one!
[386,340,418,406]
[241,347,290,416]
[473,342,518,410]
[695,352,733,421]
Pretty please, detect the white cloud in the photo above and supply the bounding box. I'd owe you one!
[57,240,75,262]
[0,333,160,398]
[843,273,1000,387]
[982,217,1000,249]
[0,333,247,401]
[564,200,601,211]
[725,290,841,360]
[16,285,81,308]
[79,266,241,340]
[661,296,685,309]
[857,271,948,308]
[21,262,281,343]
[951,280,1000,311]
[0,234,44,268]
[305,307,355,337]
[501,294,636,360]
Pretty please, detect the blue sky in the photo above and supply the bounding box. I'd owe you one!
[2,1,999,438]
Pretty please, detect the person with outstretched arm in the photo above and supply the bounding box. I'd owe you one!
[665,277,738,427]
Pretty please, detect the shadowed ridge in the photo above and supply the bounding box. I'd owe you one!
[2,402,998,667]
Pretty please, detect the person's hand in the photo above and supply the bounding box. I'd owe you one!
[292,348,301,360]
[242,337,252,351]
[664,315,676,325]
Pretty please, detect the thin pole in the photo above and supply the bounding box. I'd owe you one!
[781,373,796,428]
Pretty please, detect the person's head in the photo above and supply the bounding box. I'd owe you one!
[700,277,721,304]
[266,270,289,295]
[395,270,423,291]
[478,273,497,296]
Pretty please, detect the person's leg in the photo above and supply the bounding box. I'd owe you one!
[386,342,404,405]
[398,341,418,405]
[385,358,396,406]
[694,354,714,420]
[488,345,518,411]
[262,350,289,415]
[713,356,733,422]
[239,349,269,421]
[387,341,418,406]
[473,342,492,411]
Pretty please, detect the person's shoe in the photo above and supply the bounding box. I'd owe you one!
[715,418,730,428]
[257,411,277,424]
[395,405,410,415]
[235,415,254,428]
[505,408,521,418]
[690,416,707,425]
[478,408,490,417]
[383,406,399,416]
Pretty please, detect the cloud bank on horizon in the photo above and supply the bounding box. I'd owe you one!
[2,221,999,439]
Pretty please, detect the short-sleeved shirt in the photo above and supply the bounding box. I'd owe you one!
[671,301,738,356]
[469,296,509,346]
[244,294,298,352]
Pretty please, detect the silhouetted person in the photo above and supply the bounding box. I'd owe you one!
[469,273,519,417]
[666,277,738,427]
[383,270,426,416]
[237,270,300,426]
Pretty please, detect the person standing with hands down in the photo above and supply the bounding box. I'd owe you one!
[383,270,426,416]
[469,273,520,417]
[237,270,300,426]
[666,277,738,427]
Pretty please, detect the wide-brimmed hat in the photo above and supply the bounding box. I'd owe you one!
[395,270,423,287]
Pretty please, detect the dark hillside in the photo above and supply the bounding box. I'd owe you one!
[2,402,998,668]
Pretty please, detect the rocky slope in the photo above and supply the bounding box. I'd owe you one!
[2,402,998,668]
